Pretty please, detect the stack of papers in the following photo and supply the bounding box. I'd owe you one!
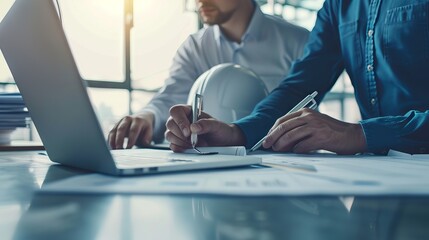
[0,93,30,143]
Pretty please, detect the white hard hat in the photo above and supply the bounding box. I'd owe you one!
[187,63,269,123]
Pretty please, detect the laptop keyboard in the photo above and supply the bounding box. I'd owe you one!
[111,151,195,167]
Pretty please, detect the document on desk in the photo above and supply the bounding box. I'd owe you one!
[39,151,429,196]
[388,150,429,160]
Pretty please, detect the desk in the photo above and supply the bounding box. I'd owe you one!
[1,151,429,240]
[0,140,44,151]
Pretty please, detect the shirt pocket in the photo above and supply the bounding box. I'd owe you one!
[338,20,363,71]
[384,2,429,66]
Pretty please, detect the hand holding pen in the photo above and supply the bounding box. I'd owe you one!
[166,90,365,154]
[249,91,318,152]
[191,94,203,149]
[190,94,218,155]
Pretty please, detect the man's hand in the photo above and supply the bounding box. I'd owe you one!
[165,104,246,152]
[263,108,367,155]
[108,112,154,149]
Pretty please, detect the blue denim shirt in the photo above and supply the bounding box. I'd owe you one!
[235,0,429,154]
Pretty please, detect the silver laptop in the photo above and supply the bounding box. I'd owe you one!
[0,0,261,176]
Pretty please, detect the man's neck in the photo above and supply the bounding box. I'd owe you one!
[219,2,255,44]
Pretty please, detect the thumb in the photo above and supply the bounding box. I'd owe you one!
[197,111,213,120]
[268,111,302,134]
[190,118,221,135]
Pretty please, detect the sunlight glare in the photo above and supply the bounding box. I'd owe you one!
[93,0,123,17]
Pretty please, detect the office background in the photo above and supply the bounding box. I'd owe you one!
[0,0,359,142]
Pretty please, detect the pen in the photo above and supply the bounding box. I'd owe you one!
[191,94,203,148]
[248,91,318,152]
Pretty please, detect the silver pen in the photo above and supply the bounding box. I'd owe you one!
[191,94,203,148]
[248,91,318,152]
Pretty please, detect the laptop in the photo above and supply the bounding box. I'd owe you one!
[0,0,261,176]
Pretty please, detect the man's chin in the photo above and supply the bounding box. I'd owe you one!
[204,22,217,26]
[200,18,217,26]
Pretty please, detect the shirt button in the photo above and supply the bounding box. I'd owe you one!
[367,64,374,72]
[368,29,374,37]
[371,98,376,105]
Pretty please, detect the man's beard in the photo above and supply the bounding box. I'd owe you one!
[198,5,234,25]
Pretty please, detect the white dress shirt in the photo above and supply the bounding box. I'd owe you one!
[142,6,309,143]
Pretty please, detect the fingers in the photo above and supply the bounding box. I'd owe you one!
[169,142,188,153]
[169,105,192,137]
[192,119,244,146]
[263,114,307,149]
[263,108,323,152]
[108,115,153,149]
[270,126,312,152]
[263,108,364,154]
[166,105,237,150]
[292,137,318,154]
[108,125,118,149]
[165,116,189,147]
[268,110,303,135]
[165,118,216,149]
[165,105,193,149]
[166,113,229,148]
[108,116,131,149]
[127,118,152,148]
[165,126,192,150]
[189,118,220,135]
[124,118,141,148]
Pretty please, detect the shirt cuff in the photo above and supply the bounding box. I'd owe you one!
[359,118,399,154]
[140,107,165,144]
[234,115,274,149]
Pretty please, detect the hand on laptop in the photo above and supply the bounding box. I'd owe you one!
[108,112,154,149]
[165,105,246,152]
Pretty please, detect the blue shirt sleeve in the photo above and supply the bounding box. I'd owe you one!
[361,111,429,154]
[234,0,344,148]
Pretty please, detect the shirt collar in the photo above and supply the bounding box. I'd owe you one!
[213,3,265,43]
[242,4,265,41]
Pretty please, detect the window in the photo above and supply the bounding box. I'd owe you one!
[58,0,198,136]
[59,0,125,82]
[1,0,360,142]
[0,0,197,140]
[131,0,197,90]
